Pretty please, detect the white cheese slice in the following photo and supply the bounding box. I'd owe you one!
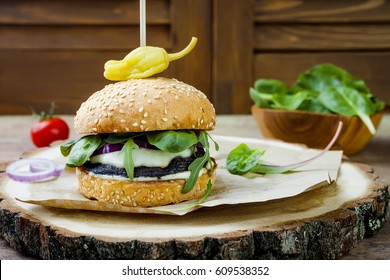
[89,148,193,168]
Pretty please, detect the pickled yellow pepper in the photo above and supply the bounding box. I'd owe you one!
[104,37,198,81]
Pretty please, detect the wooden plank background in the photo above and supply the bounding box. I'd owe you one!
[0,0,389,115]
[0,0,211,115]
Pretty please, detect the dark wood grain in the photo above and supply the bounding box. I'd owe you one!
[255,0,390,23]
[212,0,253,114]
[1,0,390,115]
[0,26,170,50]
[255,24,390,51]
[0,0,170,24]
[0,0,212,115]
[169,0,212,99]
[0,50,116,114]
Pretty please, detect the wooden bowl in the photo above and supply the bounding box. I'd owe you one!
[251,105,384,156]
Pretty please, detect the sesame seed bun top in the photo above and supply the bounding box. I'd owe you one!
[74,77,216,134]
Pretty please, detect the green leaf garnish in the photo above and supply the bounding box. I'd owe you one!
[122,138,139,180]
[147,130,198,153]
[226,143,264,175]
[60,139,77,157]
[319,87,376,134]
[227,122,343,176]
[66,135,101,167]
[182,132,209,194]
[249,63,386,135]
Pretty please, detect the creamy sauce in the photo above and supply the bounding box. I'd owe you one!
[89,148,192,168]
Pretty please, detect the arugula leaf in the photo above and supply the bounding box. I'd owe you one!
[182,131,215,194]
[122,139,139,180]
[182,156,208,194]
[189,179,213,207]
[207,132,220,152]
[147,130,198,153]
[182,132,209,194]
[66,135,102,167]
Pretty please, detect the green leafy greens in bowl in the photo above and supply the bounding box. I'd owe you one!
[250,64,385,135]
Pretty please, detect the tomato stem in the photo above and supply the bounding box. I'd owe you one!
[31,102,57,120]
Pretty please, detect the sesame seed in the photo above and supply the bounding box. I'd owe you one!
[143,112,148,118]
[138,107,144,113]
[132,122,139,126]
[120,119,126,123]
[141,120,147,124]
[162,118,168,122]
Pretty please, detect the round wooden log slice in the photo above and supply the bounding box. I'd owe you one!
[0,161,389,260]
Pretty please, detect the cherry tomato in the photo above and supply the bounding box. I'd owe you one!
[30,117,70,147]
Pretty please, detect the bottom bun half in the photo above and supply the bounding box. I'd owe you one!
[76,165,216,208]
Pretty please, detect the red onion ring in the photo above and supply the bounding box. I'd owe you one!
[29,161,65,177]
[6,158,64,182]
[92,143,124,156]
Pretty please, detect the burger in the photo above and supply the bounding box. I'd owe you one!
[61,77,217,207]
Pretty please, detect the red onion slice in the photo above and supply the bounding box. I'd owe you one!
[29,161,65,177]
[6,158,64,182]
[92,143,124,156]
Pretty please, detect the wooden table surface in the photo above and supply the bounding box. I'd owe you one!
[0,114,389,260]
